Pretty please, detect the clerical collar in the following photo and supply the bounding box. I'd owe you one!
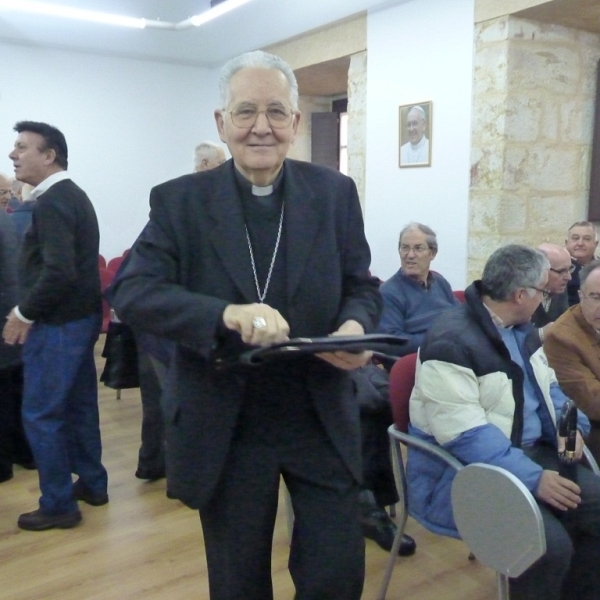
[233,165,283,198]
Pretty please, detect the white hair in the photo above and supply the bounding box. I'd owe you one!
[219,50,299,110]
[194,141,224,167]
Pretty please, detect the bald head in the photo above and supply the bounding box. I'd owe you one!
[0,173,11,209]
[538,242,573,295]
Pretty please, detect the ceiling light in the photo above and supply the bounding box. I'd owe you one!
[0,1,146,28]
[0,0,256,30]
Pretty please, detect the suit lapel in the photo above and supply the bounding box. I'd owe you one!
[207,169,257,303]
[282,163,320,300]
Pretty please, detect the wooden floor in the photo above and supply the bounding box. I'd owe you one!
[0,337,496,600]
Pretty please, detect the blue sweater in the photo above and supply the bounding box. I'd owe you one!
[377,269,459,355]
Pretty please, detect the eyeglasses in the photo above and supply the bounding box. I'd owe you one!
[550,265,576,276]
[528,286,549,300]
[229,104,294,129]
[0,189,10,195]
[399,244,430,256]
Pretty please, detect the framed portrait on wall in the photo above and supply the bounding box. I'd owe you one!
[399,101,432,168]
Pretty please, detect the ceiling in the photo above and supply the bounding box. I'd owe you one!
[0,0,395,68]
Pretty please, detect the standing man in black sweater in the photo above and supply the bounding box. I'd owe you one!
[3,121,108,530]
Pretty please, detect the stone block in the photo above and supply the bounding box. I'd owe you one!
[471,97,507,144]
[470,147,504,190]
[528,194,580,236]
[528,146,579,192]
[508,18,579,44]
[505,94,542,142]
[502,147,529,190]
[508,44,580,95]
[469,192,499,233]
[476,17,509,45]
[541,99,559,142]
[560,101,594,145]
[473,45,508,96]
[498,194,527,233]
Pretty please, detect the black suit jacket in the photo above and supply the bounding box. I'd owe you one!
[112,159,382,509]
[531,291,569,328]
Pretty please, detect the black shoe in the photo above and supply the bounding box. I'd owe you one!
[18,509,82,531]
[359,489,416,556]
[0,471,13,484]
[72,479,109,506]
[14,458,36,470]
[135,467,165,481]
[362,513,416,556]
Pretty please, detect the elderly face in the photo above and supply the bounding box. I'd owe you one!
[406,108,426,145]
[520,271,549,322]
[399,228,436,282]
[546,248,573,295]
[0,176,11,209]
[566,226,598,265]
[579,267,600,330]
[214,67,300,186]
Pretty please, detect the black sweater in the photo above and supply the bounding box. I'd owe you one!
[18,178,101,324]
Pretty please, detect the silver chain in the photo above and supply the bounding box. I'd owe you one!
[244,201,285,303]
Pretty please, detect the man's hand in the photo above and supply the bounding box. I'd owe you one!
[557,429,585,461]
[222,303,289,347]
[317,319,372,370]
[3,309,32,345]
[535,470,581,511]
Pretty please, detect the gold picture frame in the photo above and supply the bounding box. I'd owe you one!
[399,101,432,168]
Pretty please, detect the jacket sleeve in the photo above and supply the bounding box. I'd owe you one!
[416,356,543,492]
[111,188,229,358]
[333,177,382,333]
[545,329,600,422]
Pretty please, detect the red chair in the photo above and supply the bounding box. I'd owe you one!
[99,267,114,334]
[106,255,123,276]
[98,254,106,269]
[453,289,466,303]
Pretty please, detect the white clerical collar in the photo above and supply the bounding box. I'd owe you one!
[252,184,273,196]
[30,171,71,200]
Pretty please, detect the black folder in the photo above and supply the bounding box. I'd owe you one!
[237,333,407,366]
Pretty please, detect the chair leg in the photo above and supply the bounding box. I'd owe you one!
[116,388,121,400]
[497,573,509,600]
[376,517,408,600]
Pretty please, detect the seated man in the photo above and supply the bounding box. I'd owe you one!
[533,242,572,342]
[408,244,600,600]
[545,259,600,462]
[377,222,459,356]
[566,221,598,306]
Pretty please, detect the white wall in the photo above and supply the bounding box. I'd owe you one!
[0,42,222,260]
[365,0,475,288]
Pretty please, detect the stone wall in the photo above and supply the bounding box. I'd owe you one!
[469,16,600,280]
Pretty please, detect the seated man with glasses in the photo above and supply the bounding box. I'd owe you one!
[532,243,573,343]
[377,222,459,357]
[545,259,600,462]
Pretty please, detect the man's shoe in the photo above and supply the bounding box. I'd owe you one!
[18,509,82,531]
[135,467,165,481]
[0,471,13,484]
[72,479,109,506]
[361,512,416,556]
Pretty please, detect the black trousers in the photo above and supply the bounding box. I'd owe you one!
[360,404,399,508]
[0,363,33,476]
[199,406,365,600]
[510,444,600,600]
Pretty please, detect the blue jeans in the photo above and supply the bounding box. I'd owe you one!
[22,314,107,515]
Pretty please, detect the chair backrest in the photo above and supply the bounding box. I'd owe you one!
[453,289,466,303]
[106,255,124,275]
[388,353,418,433]
[451,463,546,578]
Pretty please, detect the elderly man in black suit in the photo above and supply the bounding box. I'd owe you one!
[112,51,381,600]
